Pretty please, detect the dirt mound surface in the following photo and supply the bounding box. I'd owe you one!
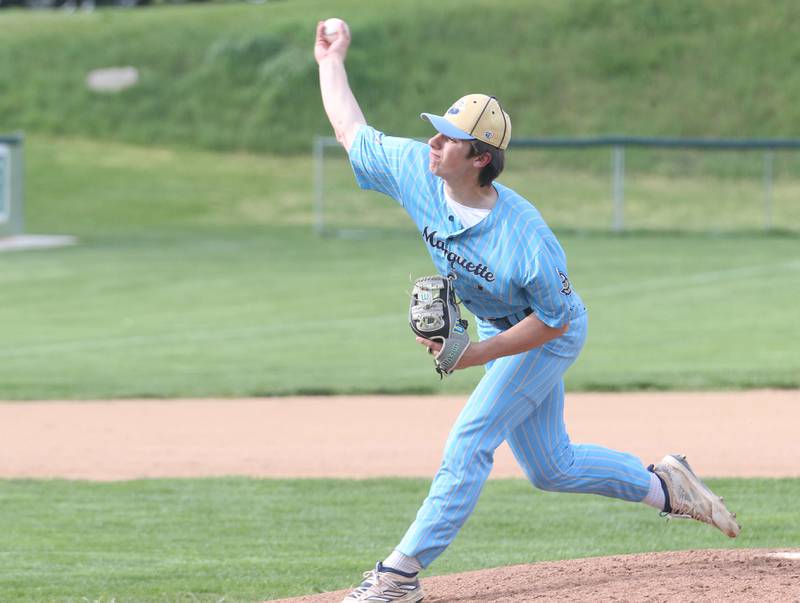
[270,549,800,602]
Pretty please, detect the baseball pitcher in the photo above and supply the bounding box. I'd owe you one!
[314,18,740,603]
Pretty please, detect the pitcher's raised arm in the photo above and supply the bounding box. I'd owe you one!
[314,19,366,152]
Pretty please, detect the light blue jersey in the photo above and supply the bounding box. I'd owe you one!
[349,124,651,568]
[350,126,585,355]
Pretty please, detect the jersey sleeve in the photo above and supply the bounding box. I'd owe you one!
[523,239,575,329]
[348,125,428,204]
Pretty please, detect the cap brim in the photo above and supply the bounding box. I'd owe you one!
[420,113,475,140]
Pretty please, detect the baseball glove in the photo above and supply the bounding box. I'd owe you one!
[409,274,470,378]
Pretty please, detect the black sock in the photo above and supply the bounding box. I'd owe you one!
[648,464,672,513]
[378,562,418,578]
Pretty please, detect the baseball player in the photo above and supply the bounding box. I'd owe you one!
[314,19,740,603]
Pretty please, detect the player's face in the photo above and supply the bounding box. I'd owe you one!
[427,133,476,181]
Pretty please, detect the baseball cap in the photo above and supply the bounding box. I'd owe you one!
[420,94,512,150]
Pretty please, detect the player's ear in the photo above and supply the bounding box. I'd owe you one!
[472,151,492,169]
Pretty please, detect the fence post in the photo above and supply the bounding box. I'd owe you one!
[612,146,625,232]
[313,136,325,236]
[763,151,774,231]
[0,134,25,237]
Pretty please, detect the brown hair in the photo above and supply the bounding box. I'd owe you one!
[467,140,505,187]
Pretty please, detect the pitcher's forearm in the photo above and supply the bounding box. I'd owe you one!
[319,56,367,151]
[471,315,568,365]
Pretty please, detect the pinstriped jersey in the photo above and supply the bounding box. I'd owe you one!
[349,125,586,335]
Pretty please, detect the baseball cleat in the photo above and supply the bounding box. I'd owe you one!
[650,454,741,538]
[341,562,424,602]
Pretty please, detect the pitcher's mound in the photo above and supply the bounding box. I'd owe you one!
[270,549,800,602]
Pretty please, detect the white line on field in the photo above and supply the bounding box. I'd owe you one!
[767,552,800,560]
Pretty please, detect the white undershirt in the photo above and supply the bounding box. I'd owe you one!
[444,192,491,228]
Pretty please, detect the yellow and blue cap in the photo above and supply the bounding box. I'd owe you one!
[420,94,512,150]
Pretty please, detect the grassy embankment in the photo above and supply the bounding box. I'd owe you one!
[1,0,799,153]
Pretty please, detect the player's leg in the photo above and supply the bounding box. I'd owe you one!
[507,376,741,537]
[394,344,577,569]
[506,377,652,501]
[341,350,558,602]
[340,325,575,601]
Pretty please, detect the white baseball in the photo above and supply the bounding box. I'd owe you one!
[323,18,348,43]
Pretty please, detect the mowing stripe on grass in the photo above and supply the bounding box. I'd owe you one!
[2,259,798,359]
[586,258,800,297]
[0,314,400,359]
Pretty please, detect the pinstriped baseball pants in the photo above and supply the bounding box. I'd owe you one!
[397,314,652,568]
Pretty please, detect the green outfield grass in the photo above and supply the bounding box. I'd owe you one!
[0,136,798,399]
[0,477,797,602]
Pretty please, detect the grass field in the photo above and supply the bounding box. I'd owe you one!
[0,477,797,602]
[0,136,798,399]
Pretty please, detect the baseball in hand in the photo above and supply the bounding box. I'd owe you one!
[323,18,348,43]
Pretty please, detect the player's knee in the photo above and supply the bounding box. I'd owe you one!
[526,452,577,492]
[528,471,564,492]
[442,443,495,474]
[441,425,499,476]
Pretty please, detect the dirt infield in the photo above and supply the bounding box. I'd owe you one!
[272,549,800,602]
[0,390,797,480]
[1,390,798,602]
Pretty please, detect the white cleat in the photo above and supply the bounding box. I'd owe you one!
[650,454,741,538]
[341,562,424,602]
